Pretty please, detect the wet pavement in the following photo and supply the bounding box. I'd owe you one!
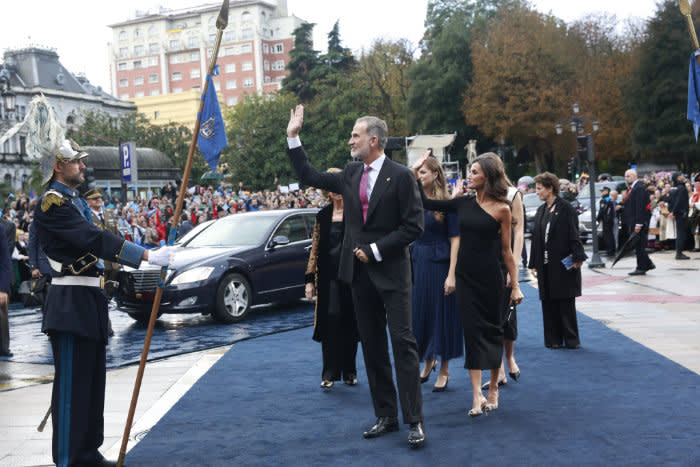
[0,300,314,391]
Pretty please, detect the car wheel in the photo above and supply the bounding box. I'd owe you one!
[213,273,252,324]
[127,310,162,324]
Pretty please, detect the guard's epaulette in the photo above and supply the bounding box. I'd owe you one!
[41,190,65,212]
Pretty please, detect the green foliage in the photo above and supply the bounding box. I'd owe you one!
[66,110,200,179]
[625,0,699,170]
[319,20,356,75]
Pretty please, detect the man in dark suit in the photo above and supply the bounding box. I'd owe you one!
[286,105,426,448]
[623,169,655,275]
[0,222,12,357]
[668,172,690,260]
[596,187,616,256]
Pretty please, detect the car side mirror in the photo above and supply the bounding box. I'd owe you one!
[269,235,290,249]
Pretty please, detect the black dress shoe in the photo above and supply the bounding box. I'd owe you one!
[508,370,520,381]
[0,351,12,357]
[363,416,399,439]
[646,263,656,271]
[676,254,690,260]
[628,269,646,276]
[408,422,425,448]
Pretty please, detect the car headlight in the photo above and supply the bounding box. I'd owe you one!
[170,267,215,285]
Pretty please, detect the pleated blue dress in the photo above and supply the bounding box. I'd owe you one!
[411,210,464,362]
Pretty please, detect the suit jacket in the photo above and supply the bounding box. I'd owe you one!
[528,196,587,300]
[669,183,689,217]
[288,146,423,291]
[623,181,651,228]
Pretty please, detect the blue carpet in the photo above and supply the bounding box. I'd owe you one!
[126,284,700,466]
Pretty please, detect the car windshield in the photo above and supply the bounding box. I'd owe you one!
[186,215,279,248]
[175,220,213,246]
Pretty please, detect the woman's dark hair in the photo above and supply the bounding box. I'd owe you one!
[534,172,560,196]
[472,153,509,204]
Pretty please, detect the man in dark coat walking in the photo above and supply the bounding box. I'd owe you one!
[623,169,655,275]
[668,172,690,260]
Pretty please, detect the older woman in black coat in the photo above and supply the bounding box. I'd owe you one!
[305,170,359,389]
[529,172,587,349]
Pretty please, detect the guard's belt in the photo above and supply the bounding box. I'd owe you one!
[47,253,99,275]
[51,276,104,288]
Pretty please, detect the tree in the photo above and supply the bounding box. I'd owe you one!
[463,3,579,172]
[406,0,518,159]
[319,20,356,74]
[282,23,321,102]
[625,0,699,171]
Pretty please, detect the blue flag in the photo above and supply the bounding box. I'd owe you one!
[687,50,700,141]
[198,71,228,171]
[30,186,34,199]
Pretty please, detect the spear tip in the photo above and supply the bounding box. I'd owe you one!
[216,0,229,30]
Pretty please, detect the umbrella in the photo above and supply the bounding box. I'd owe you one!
[610,230,641,268]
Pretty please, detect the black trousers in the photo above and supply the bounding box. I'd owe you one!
[676,215,689,255]
[541,297,580,348]
[352,262,422,424]
[0,301,9,354]
[631,225,654,271]
[50,333,106,466]
[321,279,358,381]
[602,225,615,254]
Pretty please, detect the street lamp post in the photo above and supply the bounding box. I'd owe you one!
[556,103,605,269]
[0,64,16,117]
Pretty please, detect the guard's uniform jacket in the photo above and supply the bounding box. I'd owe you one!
[32,180,145,466]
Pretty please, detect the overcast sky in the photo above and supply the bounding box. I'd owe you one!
[1,0,660,93]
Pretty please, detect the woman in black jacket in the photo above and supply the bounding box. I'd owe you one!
[305,169,359,389]
[529,172,587,349]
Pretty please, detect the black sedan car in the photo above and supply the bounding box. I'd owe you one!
[117,208,318,324]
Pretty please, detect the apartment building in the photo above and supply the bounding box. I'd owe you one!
[108,1,303,124]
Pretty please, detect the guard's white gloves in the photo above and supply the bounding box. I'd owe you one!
[148,246,176,267]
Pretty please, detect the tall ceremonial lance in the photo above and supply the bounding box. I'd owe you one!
[117,1,229,465]
[680,0,700,139]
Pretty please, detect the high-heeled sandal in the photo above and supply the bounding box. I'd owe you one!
[320,380,334,389]
[485,392,499,412]
[469,397,487,418]
[508,370,520,381]
[419,360,437,383]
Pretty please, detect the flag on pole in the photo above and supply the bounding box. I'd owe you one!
[30,186,34,199]
[198,67,228,170]
[687,50,700,141]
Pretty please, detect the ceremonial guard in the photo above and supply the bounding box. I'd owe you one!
[33,138,174,466]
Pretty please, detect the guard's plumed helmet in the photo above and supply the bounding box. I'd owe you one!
[40,138,88,185]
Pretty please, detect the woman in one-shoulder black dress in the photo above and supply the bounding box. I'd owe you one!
[416,152,523,417]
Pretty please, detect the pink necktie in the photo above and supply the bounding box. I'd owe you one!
[359,165,371,223]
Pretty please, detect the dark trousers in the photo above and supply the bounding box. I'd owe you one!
[0,301,9,354]
[631,225,654,271]
[602,225,615,255]
[321,280,358,381]
[50,333,106,466]
[541,297,580,348]
[352,262,422,424]
[676,215,689,255]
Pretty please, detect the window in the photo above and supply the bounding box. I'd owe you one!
[133,60,142,69]
[192,85,201,91]
[150,89,160,96]
[263,44,269,53]
[134,76,144,85]
[149,74,158,83]
[118,62,128,71]
[227,96,238,106]
[241,11,251,23]
[188,36,199,48]
[190,69,201,79]
[263,61,269,71]
[154,110,160,119]
[214,81,221,91]
[241,28,253,40]
[119,79,128,87]
[119,30,127,40]
[224,30,235,42]
[170,55,181,64]
[224,46,235,56]
[225,63,236,73]
[172,87,183,93]
[240,44,252,53]
[135,91,145,97]
[208,34,216,45]
[119,47,128,58]
[226,80,237,89]
[169,40,180,51]
[262,28,269,38]
[272,60,285,71]
[148,26,157,36]
[208,16,215,26]
[264,76,271,83]
[148,57,158,66]
[149,43,159,54]
[120,94,130,99]
[134,45,144,57]
[242,62,253,71]
[243,78,253,88]
[190,51,199,62]
[172,72,182,81]
[134,28,142,38]
[275,44,283,53]
[274,216,308,243]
